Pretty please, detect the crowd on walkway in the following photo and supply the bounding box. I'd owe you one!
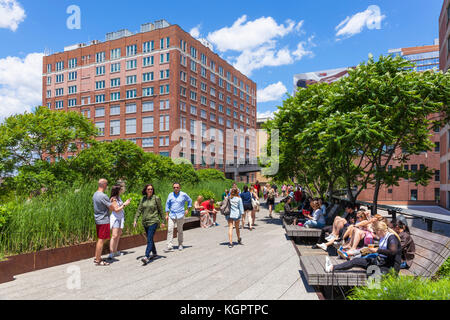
[280,189,416,276]
[91,179,273,266]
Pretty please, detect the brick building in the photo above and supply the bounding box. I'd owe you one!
[42,20,258,181]
[439,0,450,209]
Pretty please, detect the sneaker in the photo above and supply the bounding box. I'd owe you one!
[317,243,328,252]
[228,243,233,248]
[238,238,242,245]
[304,224,310,228]
[178,245,184,251]
[311,244,319,249]
[325,256,333,273]
[325,234,336,242]
[141,257,149,266]
[215,222,219,226]
[108,253,114,259]
[337,247,349,260]
[164,247,173,253]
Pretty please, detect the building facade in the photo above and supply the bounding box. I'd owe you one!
[439,0,450,209]
[42,20,258,180]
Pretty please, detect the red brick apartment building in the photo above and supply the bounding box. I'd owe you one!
[439,0,450,209]
[42,20,259,182]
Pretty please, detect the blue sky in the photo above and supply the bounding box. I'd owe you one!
[0,0,444,120]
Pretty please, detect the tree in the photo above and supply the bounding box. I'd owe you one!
[0,106,97,177]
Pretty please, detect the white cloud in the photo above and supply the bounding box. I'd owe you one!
[0,53,43,122]
[0,0,26,31]
[207,15,296,52]
[336,5,386,39]
[189,25,201,39]
[257,82,288,103]
[257,110,276,119]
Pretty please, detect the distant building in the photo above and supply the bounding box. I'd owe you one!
[388,40,439,72]
[42,20,259,182]
[439,0,450,209]
[255,115,274,184]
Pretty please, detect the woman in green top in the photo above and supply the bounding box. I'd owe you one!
[134,184,165,265]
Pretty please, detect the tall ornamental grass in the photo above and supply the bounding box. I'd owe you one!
[0,179,234,256]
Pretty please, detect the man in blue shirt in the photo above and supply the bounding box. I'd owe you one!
[164,182,193,252]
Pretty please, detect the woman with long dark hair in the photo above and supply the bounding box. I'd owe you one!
[108,182,131,259]
[134,184,165,265]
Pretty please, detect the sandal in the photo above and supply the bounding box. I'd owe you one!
[94,259,110,266]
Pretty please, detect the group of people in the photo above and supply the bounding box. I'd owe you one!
[93,179,193,266]
[91,179,270,266]
[282,191,327,229]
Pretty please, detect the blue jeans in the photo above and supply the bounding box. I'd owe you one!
[304,220,324,229]
[144,223,158,258]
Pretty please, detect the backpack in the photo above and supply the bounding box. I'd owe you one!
[220,197,231,215]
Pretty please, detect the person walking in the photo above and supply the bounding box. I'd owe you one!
[164,182,192,252]
[240,185,254,230]
[225,188,243,248]
[134,184,165,265]
[250,187,260,229]
[93,179,116,266]
[253,180,261,198]
[267,186,276,219]
[108,182,131,259]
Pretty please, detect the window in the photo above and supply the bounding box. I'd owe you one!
[180,102,187,112]
[55,101,64,109]
[410,190,418,201]
[143,72,154,83]
[435,170,440,182]
[160,69,170,79]
[110,105,120,115]
[126,44,137,56]
[143,87,154,97]
[435,188,440,203]
[190,77,197,87]
[190,91,197,101]
[126,118,136,134]
[159,136,169,147]
[201,66,207,78]
[111,62,121,73]
[201,96,207,105]
[180,116,186,129]
[110,48,121,60]
[110,92,120,101]
[126,75,137,85]
[142,101,154,112]
[126,103,136,114]
[126,59,137,70]
[159,85,169,95]
[160,99,170,110]
[68,99,77,107]
[96,52,105,63]
[55,88,64,96]
[82,109,90,118]
[190,47,197,59]
[190,119,196,135]
[160,115,170,131]
[95,81,105,90]
[95,107,105,117]
[111,78,120,87]
[143,41,154,53]
[95,122,105,136]
[68,71,77,81]
[388,189,393,194]
[55,61,64,71]
[110,120,120,136]
[126,89,137,99]
[143,56,154,67]
[56,74,64,83]
[142,138,154,148]
[68,86,77,94]
[191,60,197,72]
[47,64,52,73]
[96,66,105,76]
[201,109,207,119]
[435,142,440,152]
[190,105,197,115]
[68,58,77,69]
[46,90,51,98]
[142,117,154,132]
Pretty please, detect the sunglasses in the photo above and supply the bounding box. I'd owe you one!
[147,188,153,191]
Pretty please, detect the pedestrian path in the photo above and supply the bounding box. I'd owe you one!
[0,201,318,300]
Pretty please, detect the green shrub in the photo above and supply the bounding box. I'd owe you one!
[348,271,450,300]
[197,169,226,181]
[275,202,284,213]
[435,257,450,280]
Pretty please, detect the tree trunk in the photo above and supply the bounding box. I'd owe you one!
[372,177,382,216]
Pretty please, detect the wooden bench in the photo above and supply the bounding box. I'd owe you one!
[283,204,341,239]
[299,226,450,287]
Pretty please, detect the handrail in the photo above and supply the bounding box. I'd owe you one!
[331,195,450,232]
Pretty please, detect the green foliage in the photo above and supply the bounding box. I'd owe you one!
[0,106,97,177]
[197,190,217,202]
[197,169,226,181]
[0,203,13,229]
[348,271,450,300]
[435,257,450,279]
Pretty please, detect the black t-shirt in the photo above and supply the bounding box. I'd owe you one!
[343,209,356,225]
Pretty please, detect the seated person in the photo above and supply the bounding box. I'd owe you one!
[318,198,327,219]
[325,221,402,275]
[201,198,218,227]
[303,200,325,229]
[393,215,415,269]
[283,196,302,225]
[193,196,204,218]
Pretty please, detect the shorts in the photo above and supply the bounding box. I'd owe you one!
[96,223,110,240]
[110,215,124,229]
[267,198,275,206]
[243,203,253,211]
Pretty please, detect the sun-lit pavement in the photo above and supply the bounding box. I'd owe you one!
[0,199,318,300]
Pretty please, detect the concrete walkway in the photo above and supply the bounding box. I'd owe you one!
[0,199,318,300]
